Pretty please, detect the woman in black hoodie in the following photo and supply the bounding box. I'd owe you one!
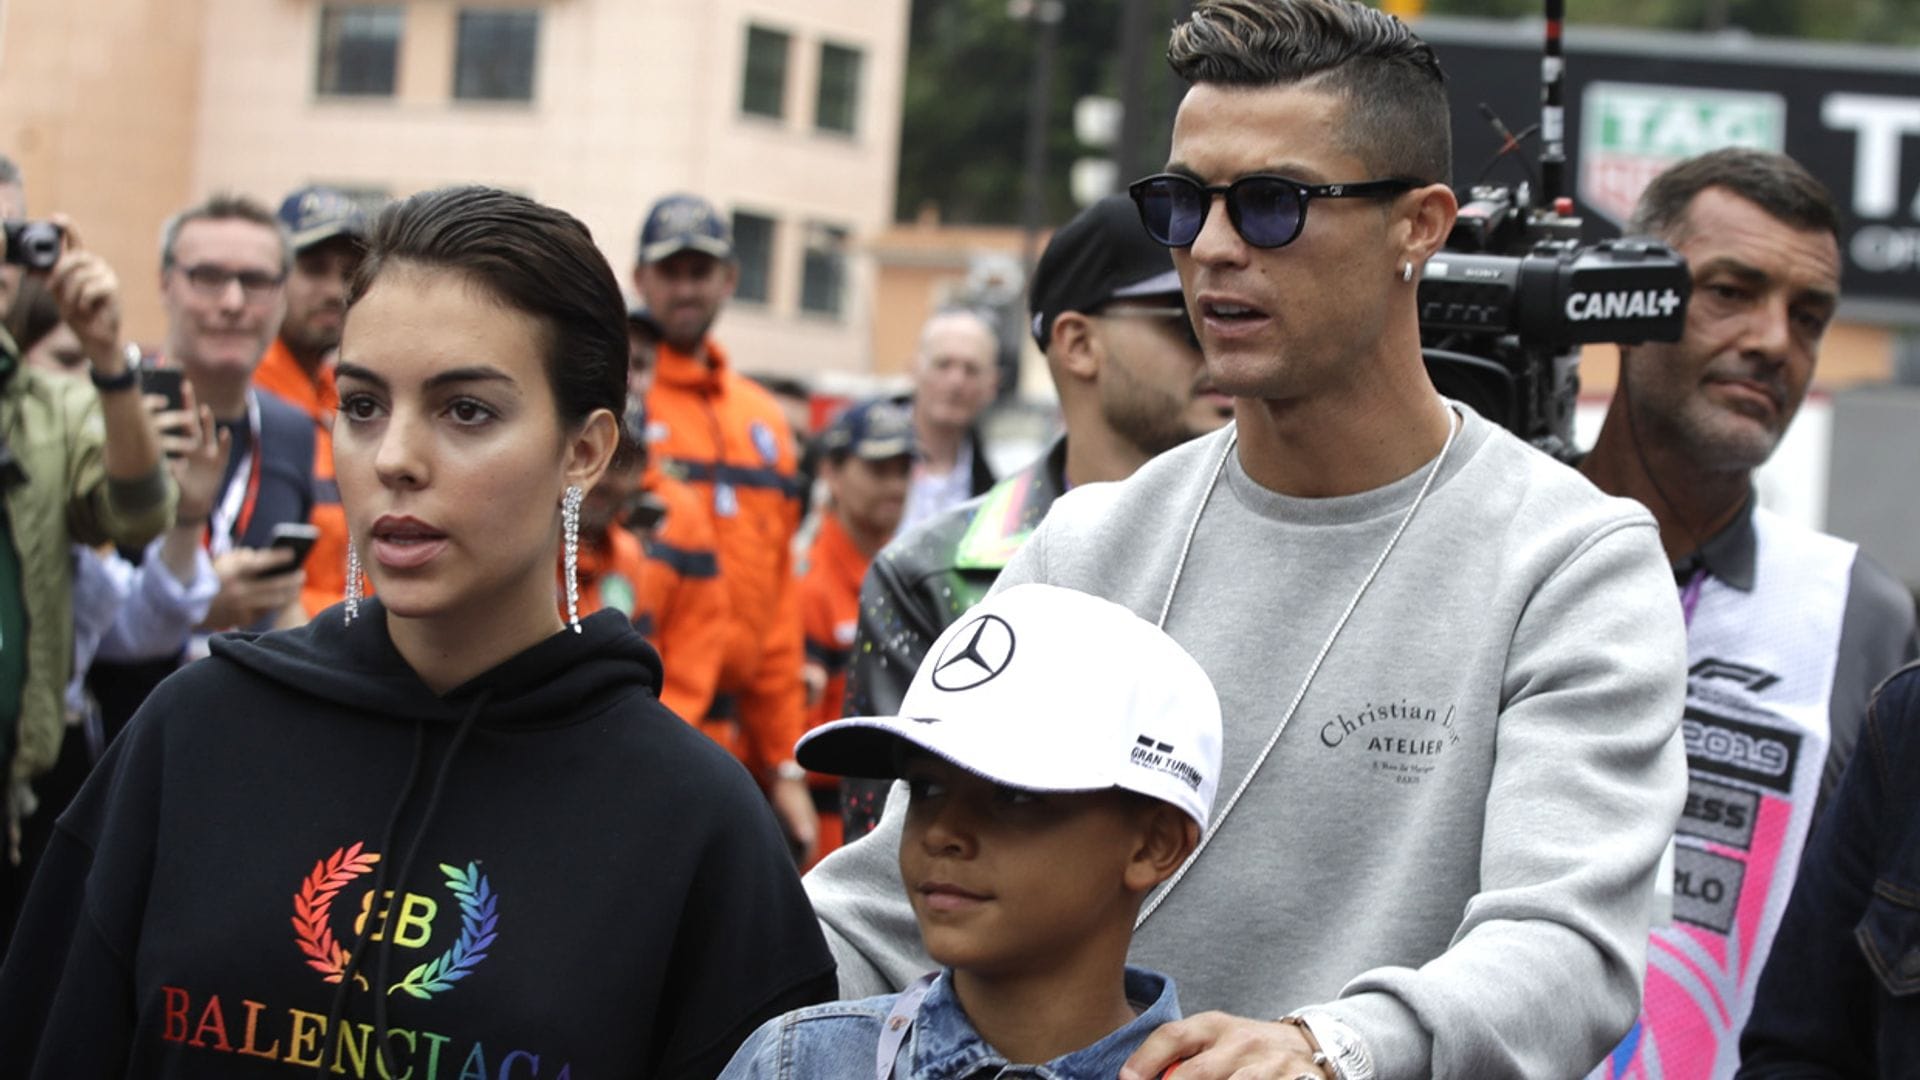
[0,187,837,1079]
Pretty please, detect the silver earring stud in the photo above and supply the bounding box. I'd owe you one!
[562,485,584,634]
[1401,261,1415,283]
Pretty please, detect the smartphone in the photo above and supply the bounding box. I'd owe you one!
[624,493,668,533]
[139,367,187,414]
[262,522,321,577]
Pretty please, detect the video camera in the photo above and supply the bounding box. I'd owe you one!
[1418,2,1692,460]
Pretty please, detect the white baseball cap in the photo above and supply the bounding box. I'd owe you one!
[797,583,1222,829]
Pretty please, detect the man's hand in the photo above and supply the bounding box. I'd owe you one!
[200,547,303,630]
[1122,1012,1330,1080]
[802,660,828,708]
[44,218,124,369]
[769,772,820,866]
[153,382,231,525]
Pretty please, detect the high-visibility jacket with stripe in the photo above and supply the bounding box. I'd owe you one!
[572,466,729,732]
[253,340,349,617]
[644,337,803,774]
[799,510,869,863]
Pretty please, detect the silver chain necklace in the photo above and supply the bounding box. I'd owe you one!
[1137,405,1462,928]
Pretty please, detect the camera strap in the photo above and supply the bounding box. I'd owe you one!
[207,391,263,557]
[1136,404,1461,929]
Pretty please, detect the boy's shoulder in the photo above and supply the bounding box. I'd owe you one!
[722,990,904,1078]
[770,990,899,1028]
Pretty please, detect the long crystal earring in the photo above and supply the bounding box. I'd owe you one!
[345,534,363,625]
[562,485,584,634]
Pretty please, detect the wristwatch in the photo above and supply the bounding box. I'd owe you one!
[1280,1012,1376,1080]
[88,343,142,394]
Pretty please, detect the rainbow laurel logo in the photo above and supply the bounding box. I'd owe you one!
[291,843,499,1000]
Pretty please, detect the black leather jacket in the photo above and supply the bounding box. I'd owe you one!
[839,437,1066,839]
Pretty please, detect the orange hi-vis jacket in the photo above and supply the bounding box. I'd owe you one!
[799,511,870,863]
[571,466,729,729]
[253,340,349,617]
[645,337,804,775]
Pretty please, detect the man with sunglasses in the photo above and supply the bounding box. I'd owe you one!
[824,192,1228,842]
[806,3,1688,1080]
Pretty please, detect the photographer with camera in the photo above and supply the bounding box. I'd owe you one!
[1578,149,1917,1080]
[0,156,175,933]
[807,4,1688,1078]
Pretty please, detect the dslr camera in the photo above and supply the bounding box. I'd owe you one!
[3,220,64,272]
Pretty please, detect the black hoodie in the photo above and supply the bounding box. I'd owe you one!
[0,602,836,1079]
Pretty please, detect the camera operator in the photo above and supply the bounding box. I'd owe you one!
[1577,148,1917,1080]
[0,158,175,931]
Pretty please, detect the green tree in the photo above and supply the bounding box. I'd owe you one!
[896,0,1920,225]
[896,0,1185,225]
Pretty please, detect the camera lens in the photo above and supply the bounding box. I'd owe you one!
[19,222,62,272]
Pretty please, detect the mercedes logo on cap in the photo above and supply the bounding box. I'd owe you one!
[930,614,1017,691]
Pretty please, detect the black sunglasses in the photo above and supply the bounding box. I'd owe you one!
[1128,173,1419,250]
[1093,303,1200,351]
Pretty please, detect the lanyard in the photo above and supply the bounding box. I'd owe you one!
[207,392,263,557]
[1678,567,1708,629]
[874,972,936,1080]
[1137,407,1461,930]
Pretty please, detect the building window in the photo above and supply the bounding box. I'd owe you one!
[316,5,403,97]
[815,42,863,135]
[800,223,848,318]
[741,25,790,120]
[732,211,776,306]
[454,9,540,102]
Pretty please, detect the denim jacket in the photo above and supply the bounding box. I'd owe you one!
[1739,661,1920,1076]
[719,965,1180,1079]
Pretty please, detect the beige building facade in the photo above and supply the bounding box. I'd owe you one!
[1,0,909,376]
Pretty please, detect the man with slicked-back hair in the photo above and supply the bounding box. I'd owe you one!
[804,3,1688,1078]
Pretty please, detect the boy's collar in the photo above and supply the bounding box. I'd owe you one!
[906,966,1179,1079]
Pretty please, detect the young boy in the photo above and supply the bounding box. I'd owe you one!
[720,582,1223,1079]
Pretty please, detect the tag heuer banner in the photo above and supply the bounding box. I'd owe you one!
[1418,18,1920,322]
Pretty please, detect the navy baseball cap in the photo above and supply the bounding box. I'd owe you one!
[1029,193,1183,349]
[277,185,367,252]
[820,398,916,461]
[638,194,732,264]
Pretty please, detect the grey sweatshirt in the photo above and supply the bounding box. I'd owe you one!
[804,409,1689,1080]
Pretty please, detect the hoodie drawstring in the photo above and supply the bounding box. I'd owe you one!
[314,690,492,1080]
[318,720,425,1078]
[371,690,490,1078]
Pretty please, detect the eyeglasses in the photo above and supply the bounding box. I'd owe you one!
[1128,173,1418,250]
[175,263,286,300]
[1095,303,1200,350]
